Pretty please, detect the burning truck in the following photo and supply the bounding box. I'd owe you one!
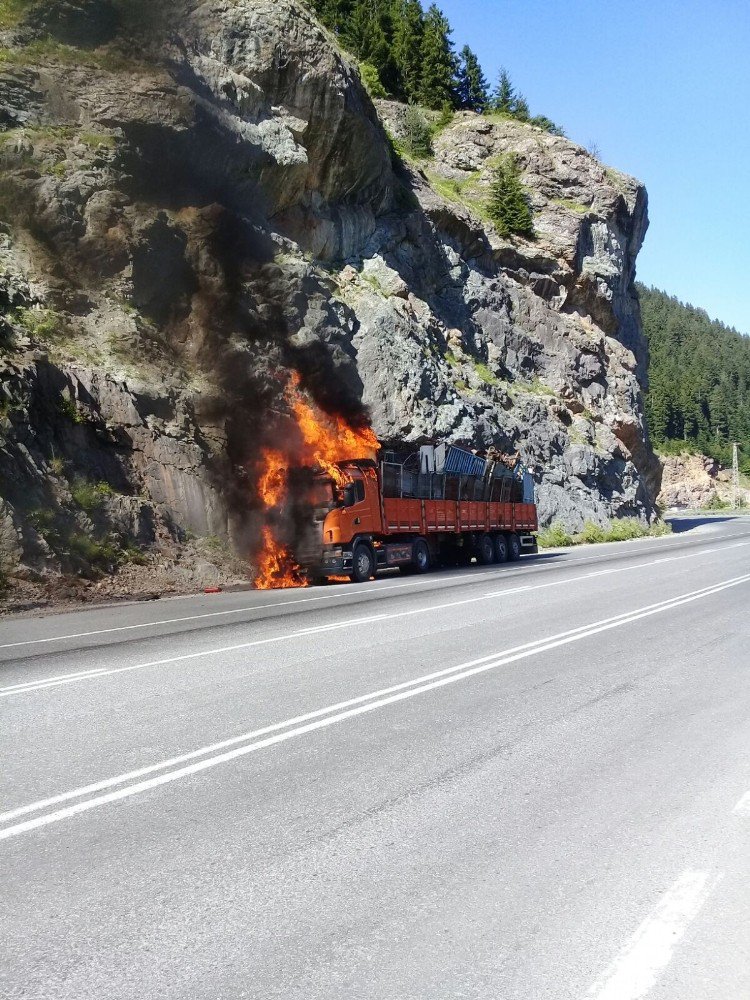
[252,372,537,587]
[288,443,538,584]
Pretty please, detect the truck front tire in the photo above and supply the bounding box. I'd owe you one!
[350,544,374,583]
[413,538,430,574]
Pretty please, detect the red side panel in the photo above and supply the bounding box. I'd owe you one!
[382,498,423,534]
[379,497,538,537]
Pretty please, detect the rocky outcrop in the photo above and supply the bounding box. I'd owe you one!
[658,453,749,510]
[0,0,660,601]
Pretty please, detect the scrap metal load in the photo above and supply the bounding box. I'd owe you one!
[381,444,536,506]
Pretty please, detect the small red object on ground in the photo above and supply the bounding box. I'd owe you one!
[204,586,222,594]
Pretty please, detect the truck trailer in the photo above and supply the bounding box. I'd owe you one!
[295,444,538,583]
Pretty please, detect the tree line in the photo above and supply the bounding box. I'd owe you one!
[639,284,750,473]
[309,0,563,132]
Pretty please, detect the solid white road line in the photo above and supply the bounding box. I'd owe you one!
[732,791,750,817]
[4,541,749,698]
[588,870,722,1000]
[2,533,748,652]
[1,573,747,841]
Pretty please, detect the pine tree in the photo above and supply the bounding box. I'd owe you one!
[390,0,424,102]
[492,68,516,113]
[456,45,489,112]
[487,155,534,238]
[310,0,353,33]
[513,94,530,121]
[345,0,395,95]
[403,103,433,158]
[417,4,457,110]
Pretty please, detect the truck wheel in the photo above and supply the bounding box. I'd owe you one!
[506,532,522,562]
[413,538,431,574]
[477,533,495,565]
[493,534,508,564]
[350,544,374,583]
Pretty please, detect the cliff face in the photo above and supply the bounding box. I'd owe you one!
[0,0,660,599]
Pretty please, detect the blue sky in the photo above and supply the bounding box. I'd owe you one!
[438,0,750,335]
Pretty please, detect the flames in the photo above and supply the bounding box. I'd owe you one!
[253,372,379,590]
[254,526,307,591]
[290,378,379,487]
[257,450,287,508]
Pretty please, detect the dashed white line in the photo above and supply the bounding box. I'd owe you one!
[1,573,747,840]
[732,791,750,817]
[588,869,722,1000]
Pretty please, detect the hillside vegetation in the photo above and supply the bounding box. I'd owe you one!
[639,285,750,474]
[309,0,562,133]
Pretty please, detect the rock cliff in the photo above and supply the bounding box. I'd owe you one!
[0,0,661,602]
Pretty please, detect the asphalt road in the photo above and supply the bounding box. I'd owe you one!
[2,514,750,999]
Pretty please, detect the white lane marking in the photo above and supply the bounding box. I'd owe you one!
[732,791,750,816]
[3,535,749,652]
[0,586,531,697]
[2,573,747,840]
[0,667,109,693]
[588,870,721,1000]
[4,540,749,697]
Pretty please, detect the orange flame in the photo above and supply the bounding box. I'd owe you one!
[258,449,288,507]
[254,526,307,590]
[288,373,378,485]
[253,371,380,591]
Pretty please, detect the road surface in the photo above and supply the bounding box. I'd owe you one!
[2,515,750,999]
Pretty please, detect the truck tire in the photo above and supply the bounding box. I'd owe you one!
[413,538,431,574]
[493,533,508,564]
[350,544,374,583]
[506,532,522,562]
[477,533,495,565]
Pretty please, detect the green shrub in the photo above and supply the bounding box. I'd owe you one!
[606,518,647,541]
[120,545,148,566]
[578,521,606,544]
[648,520,673,537]
[433,102,454,133]
[15,307,63,341]
[471,361,498,385]
[68,532,119,568]
[537,522,573,548]
[28,507,56,531]
[79,132,116,150]
[71,479,115,512]
[0,0,33,29]
[359,61,387,99]
[57,396,84,424]
[702,493,730,511]
[538,517,672,549]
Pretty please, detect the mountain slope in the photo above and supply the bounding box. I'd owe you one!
[639,284,750,473]
[0,0,659,601]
